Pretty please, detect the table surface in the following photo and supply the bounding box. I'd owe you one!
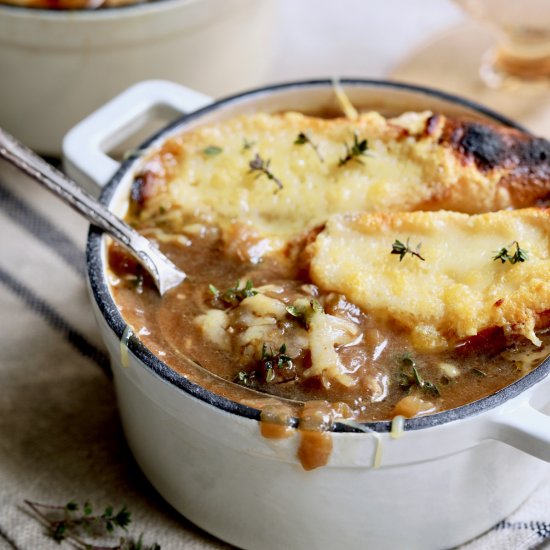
[0,1,549,550]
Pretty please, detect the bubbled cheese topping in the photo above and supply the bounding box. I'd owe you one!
[133,110,506,257]
[308,208,550,350]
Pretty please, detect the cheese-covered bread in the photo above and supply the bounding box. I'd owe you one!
[129,111,550,258]
[307,208,550,351]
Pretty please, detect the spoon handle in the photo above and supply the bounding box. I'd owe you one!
[0,127,185,295]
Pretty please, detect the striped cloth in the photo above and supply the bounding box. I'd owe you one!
[0,159,549,550]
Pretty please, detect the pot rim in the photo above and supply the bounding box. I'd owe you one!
[87,77,550,434]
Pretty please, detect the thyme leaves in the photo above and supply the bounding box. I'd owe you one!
[286,298,323,329]
[24,500,160,550]
[294,131,324,162]
[391,238,426,262]
[338,133,368,166]
[209,279,257,307]
[261,343,293,383]
[248,153,283,192]
[493,241,528,265]
[398,355,440,397]
[235,343,294,386]
[235,370,255,386]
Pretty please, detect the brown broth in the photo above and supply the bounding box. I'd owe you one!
[108,233,549,424]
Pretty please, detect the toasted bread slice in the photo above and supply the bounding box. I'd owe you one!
[129,111,550,257]
[306,208,550,351]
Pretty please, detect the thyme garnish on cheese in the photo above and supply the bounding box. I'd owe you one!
[294,131,324,162]
[492,241,528,264]
[391,238,426,262]
[209,279,258,307]
[338,132,368,166]
[202,145,223,156]
[248,153,283,192]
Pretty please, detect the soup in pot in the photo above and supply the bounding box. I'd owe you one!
[107,109,550,430]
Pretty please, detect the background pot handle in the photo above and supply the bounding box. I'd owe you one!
[62,80,213,195]
[488,401,550,462]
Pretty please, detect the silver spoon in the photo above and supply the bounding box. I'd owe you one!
[0,127,186,295]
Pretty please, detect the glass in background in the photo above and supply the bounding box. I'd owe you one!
[391,0,550,138]
[454,0,550,89]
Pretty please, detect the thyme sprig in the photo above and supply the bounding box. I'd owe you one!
[235,370,255,386]
[24,500,160,550]
[398,355,440,397]
[294,131,324,162]
[338,133,368,166]
[209,279,258,307]
[260,343,293,383]
[391,238,426,262]
[286,298,323,328]
[235,343,293,386]
[248,153,283,192]
[492,241,528,264]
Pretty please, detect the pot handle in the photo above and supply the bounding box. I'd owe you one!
[488,398,550,462]
[62,80,213,195]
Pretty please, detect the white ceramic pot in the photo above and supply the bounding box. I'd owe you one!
[64,79,550,550]
[0,0,275,155]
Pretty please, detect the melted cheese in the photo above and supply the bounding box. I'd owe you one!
[305,310,359,387]
[136,111,507,256]
[195,291,360,387]
[308,208,550,350]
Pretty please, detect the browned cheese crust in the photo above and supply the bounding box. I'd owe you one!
[435,115,550,208]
